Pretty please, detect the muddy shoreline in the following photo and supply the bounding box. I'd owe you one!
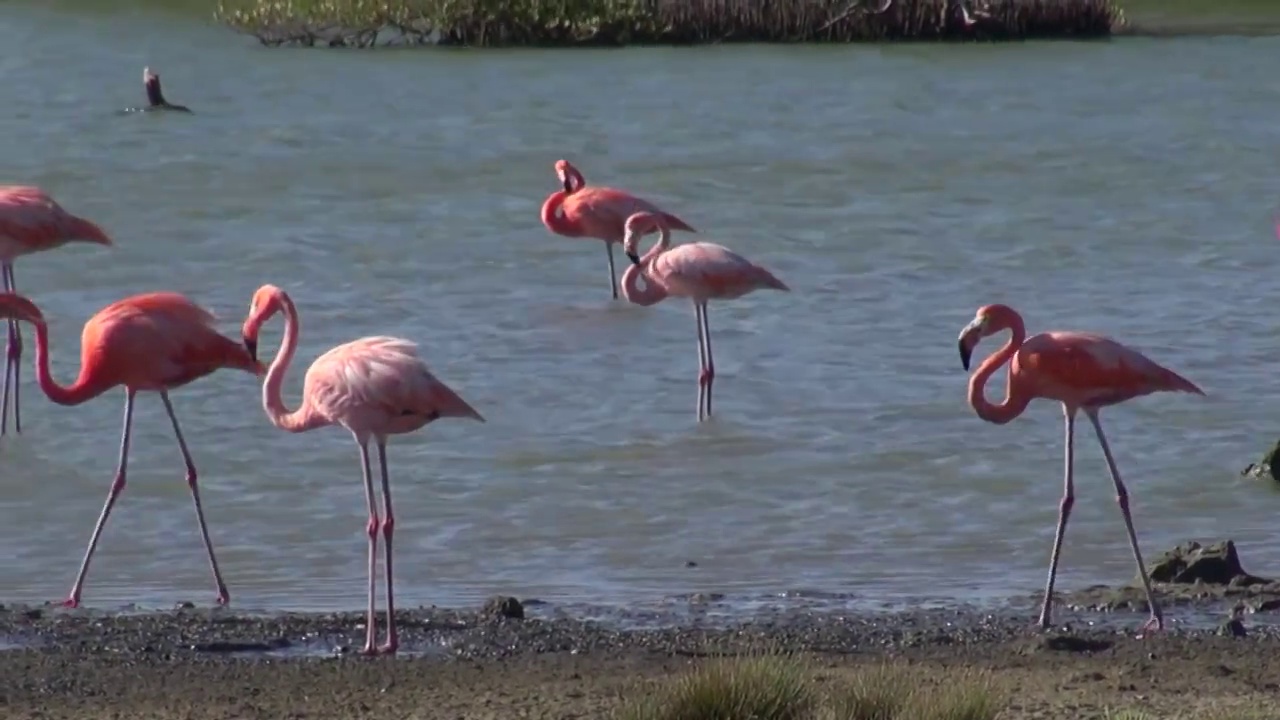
[5,587,1280,719]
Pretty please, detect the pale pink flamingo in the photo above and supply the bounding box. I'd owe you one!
[541,159,697,300]
[0,186,113,436]
[620,211,789,422]
[240,284,485,655]
[958,303,1204,632]
[0,291,262,607]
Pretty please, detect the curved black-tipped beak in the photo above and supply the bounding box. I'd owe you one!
[959,340,972,371]
[243,336,258,363]
[562,176,573,193]
[626,251,640,265]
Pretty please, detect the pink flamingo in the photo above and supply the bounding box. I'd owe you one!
[240,284,485,656]
[0,291,262,608]
[620,211,789,422]
[958,303,1204,632]
[541,159,697,300]
[0,186,113,436]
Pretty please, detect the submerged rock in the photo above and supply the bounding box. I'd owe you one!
[1240,439,1280,482]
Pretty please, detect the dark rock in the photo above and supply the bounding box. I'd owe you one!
[1241,439,1280,482]
[481,596,524,621]
[1219,618,1247,638]
[1146,540,1271,586]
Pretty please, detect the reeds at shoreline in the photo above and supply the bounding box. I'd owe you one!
[213,0,1127,48]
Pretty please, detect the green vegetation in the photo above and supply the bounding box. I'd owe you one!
[613,653,1273,720]
[212,0,1125,48]
[615,653,1004,720]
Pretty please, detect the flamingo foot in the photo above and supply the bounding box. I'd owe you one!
[61,597,80,609]
[378,640,398,655]
[215,588,230,606]
[1138,613,1164,636]
[359,642,379,657]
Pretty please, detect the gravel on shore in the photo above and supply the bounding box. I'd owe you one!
[3,595,1280,720]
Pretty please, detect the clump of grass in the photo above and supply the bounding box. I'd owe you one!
[616,652,817,720]
[614,655,1004,720]
[824,664,1001,720]
[212,0,1128,48]
[1105,707,1274,712]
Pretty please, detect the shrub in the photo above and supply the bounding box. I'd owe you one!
[616,652,817,720]
[212,0,1127,48]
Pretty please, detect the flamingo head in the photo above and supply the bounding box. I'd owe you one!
[623,211,664,265]
[242,284,287,362]
[0,293,44,326]
[555,159,584,194]
[958,304,1013,371]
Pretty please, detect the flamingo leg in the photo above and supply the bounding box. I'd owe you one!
[1038,406,1077,629]
[64,390,136,608]
[605,242,619,300]
[1,262,21,436]
[694,303,708,421]
[1086,410,1163,633]
[375,441,398,654]
[357,442,381,655]
[699,302,716,420]
[160,391,230,606]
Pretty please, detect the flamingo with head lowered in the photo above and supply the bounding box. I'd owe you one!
[620,211,788,422]
[0,291,262,607]
[541,159,696,300]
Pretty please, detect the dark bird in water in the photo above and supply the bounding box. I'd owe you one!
[125,67,191,114]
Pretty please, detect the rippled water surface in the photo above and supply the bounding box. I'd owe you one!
[2,2,1280,614]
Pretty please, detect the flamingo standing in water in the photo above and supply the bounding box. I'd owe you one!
[621,211,789,422]
[541,159,697,300]
[0,291,262,607]
[0,186,113,436]
[958,303,1204,632]
[240,284,485,655]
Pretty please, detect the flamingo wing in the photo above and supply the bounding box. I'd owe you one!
[0,186,111,258]
[303,336,482,428]
[653,242,788,299]
[1016,331,1203,404]
[85,292,258,389]
[565,187,694,236]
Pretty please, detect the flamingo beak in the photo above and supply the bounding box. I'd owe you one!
[561,175,573,193]
[626,251,640,265]
[243,336,258,362]
[958,320,983,371]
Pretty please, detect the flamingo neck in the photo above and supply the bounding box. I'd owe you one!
[968,317,1031,425]
[540,191,582,235]
[565,165,586,193]
[620,225,673,306]
[262,293,325,433]
[620,263,667,306]
[32,322,108,406]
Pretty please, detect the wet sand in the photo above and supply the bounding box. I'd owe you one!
[3,594,1279,720]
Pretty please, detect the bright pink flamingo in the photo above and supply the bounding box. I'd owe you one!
[0,291,262,608]
[620,211,789,422]
[958,303,1204,633]
[240,284,485,656]
[541,159,697,300]
[0,186,113,436]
